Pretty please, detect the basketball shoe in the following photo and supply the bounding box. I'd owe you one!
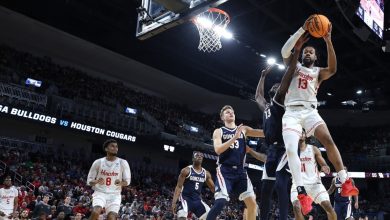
[297,194,313,215]
[341,179,359,197]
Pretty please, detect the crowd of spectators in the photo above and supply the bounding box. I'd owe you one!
[0,45,226,143]
[1,138,389,220]
[0,141,259,220]
[2,44,389,156]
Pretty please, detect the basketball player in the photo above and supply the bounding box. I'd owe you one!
[328,166,358,220]
[87,139,131,220]
[280,16,358,214]
[290,132,336,220]
[171,151,215,220]
[0,176,18,220]
[206,105,264,220]
[255,33,308,220]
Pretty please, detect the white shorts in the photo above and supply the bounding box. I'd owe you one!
[92,191,121,214]
[0,209,13,220]
[282,106,325,137]
[291,183,329,204]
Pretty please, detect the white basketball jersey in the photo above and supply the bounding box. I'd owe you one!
[88,158,128,194]
[285,63,320,107]
[0,186,18,212]
[299,145,321,185]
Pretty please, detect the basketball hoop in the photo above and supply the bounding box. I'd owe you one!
[192,8,230,53]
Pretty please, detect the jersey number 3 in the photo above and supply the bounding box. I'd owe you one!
[298,78,308,89]
[230,140,239,149]
[264,108,271,119]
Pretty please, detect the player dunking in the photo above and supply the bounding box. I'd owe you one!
[87,139,131,220]
[206,105,264,220]
[255,33,308,220]
[280,16,358,214]
[0,176,18,220]
[290,132,336,220]
[171,151,215,220]
[328,166,359,220]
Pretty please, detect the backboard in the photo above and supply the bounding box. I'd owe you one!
[136,0,229,40]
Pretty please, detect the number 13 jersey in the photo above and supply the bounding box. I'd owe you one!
[87,157,131,194]
[285,63,320,107]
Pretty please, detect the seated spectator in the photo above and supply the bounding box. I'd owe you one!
[33,194,51,218]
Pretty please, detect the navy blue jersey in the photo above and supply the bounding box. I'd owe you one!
[181,166,206,200]
[334,177,350,203]
[262,99,285,145]
[218,126,246,168]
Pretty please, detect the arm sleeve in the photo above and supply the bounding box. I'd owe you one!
[87,159,100,185]
[121,160,131,186]
[281,27,306,58]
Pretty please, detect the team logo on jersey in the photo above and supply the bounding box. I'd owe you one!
[100,170,119,176]
[189,176,205,182]
[300,157,312,162]
[298,71,314,81]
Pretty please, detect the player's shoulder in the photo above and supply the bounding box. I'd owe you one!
[117,157,127,162]
[97,157,105,161]
[180,166,191,176]
[309,144,320,152]
[213,127,223,135]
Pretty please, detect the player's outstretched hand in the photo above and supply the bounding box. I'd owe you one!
[234,124,244,140]
[302,15,314,31]
[321,165,330,174]
[323,23,332,42]
[261,65,274,77]
[97,178,105,185]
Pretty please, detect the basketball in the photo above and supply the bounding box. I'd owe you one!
[307,14,331,38]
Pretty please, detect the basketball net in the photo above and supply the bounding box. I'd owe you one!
[192,8,230,53]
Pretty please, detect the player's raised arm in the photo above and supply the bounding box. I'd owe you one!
[275,33,309,104]
[205,170,215,193]
[319,24,337,83]
[87,160,101,186]
[327,178,336,195]
[243,126,264,138]
[313,146,330,174]
[255,65,273,112]
[171,167,190,213]
[213,125,244,155]
[281,16,312,65]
